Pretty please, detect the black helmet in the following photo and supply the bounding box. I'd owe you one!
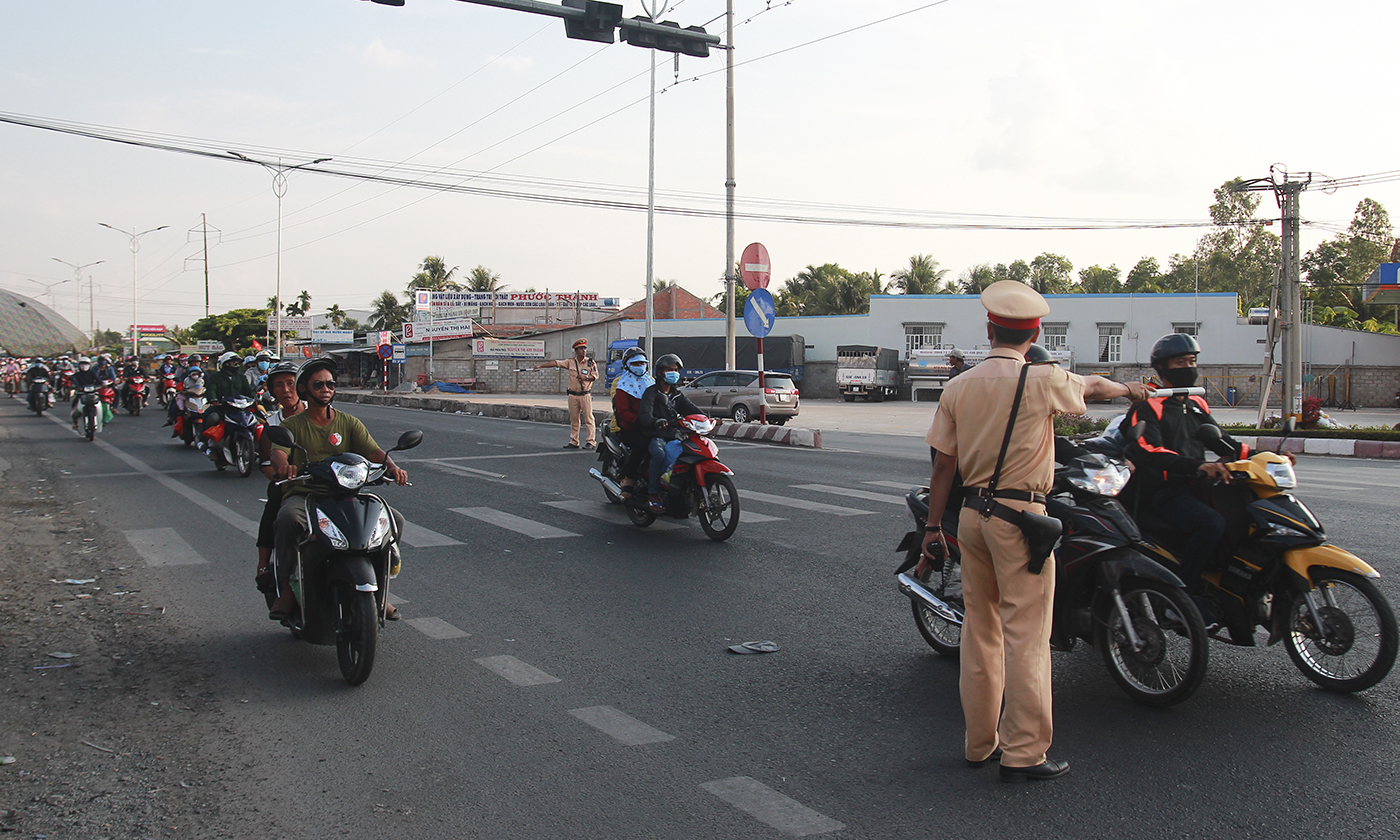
[1150,333,1201,368]
[296,357,338,395]
[1025,344,1054,365]
[654,353,683,379]
[266,360,299,386]
[622,346,647,364]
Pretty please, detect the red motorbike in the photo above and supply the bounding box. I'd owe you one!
[122,374,148,416]
[158,372,179,408]
[590,414,741,541]
[99,378,118,417]
[56,369,75,401]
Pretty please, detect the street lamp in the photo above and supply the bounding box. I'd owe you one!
[52,257,104,334]
[25,277,74,311]
[228,152,331,358]
[99,224,167,358]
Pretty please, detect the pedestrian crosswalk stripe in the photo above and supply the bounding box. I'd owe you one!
[406,616,469,640]
[123,528,208,566]
[400,522,462,547]
[701,776,844,836]
[569,706,675,746]
[739,510,785,523]
[791,484,906,505]
[419,461,509,480]
[450,507,580,539]
[863,480,923,491]
[741,490,874,517]
[542,500,683,530]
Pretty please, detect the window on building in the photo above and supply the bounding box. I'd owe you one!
[904,323,944,357]
[1097,324,1123,363]
[1041,323,1068,351]
[1171,322,1200,336]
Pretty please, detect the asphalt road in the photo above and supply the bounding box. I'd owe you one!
[6,398,1400,839]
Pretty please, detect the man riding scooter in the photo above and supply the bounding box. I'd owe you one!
[1123,334,1262,623]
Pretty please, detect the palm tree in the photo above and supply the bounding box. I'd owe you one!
[324,304,348,328]
[285,289,312,316]
[892,254,949,294]
[368,290,410,330]
[466,265,505,293]
[407,256,461,293]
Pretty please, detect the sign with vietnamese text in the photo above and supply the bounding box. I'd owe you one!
[195,340,225,353]
[403,318,475,343]
[129,324,166,337]
[415,291,620,310]
[377,331,393,347]
[392,343,406,363]
[310,329,355,344]
[472,338,547,359]
[266,316,313,333]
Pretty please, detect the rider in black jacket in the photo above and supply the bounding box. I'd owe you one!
[1124,334,1247,597]
[637,354,702,511]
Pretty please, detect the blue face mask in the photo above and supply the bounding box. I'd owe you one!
[257,361,270,371]
[628,362,647,374]
[663,370,680,385]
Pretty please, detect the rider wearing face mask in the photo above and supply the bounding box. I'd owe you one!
[637,354,702,512]
[609,347,655,497]
[1124,334,1247,600]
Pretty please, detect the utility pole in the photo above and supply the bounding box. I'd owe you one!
[723,0,736,370]
[185,215,222,318]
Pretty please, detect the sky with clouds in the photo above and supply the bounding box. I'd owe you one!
[3,0,1397,334]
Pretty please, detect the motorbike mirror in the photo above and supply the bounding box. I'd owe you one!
[263,425,296,448]
[1196,424,1223,443]
[1125,421,1146,443]
[392,430,423,452]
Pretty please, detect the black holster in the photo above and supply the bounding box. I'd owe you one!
[966,496,1063,575]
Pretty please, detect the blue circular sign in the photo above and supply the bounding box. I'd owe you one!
[744,288,777,338]
[377,344,393,359]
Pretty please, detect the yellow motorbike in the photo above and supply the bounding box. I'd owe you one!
[1132,428,1397,692]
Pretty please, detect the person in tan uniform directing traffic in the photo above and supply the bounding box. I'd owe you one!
[921,281,1150,783]
[535,338,598,450]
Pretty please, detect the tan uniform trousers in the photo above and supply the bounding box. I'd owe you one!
[957,499,1056,767]
[568,393,596,446]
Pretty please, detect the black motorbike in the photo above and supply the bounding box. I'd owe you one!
[207,395,261,477]
[27,376,53,415]
[264,425,421,686]
[77,384,103,441]
[895,440,1210,706]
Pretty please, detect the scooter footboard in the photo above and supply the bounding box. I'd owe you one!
[1285,544,1379,582]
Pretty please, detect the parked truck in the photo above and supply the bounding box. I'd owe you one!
[606,335,805,386]
[836,345,900,401]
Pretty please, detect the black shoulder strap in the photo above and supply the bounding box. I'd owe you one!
[987,363,1031,496]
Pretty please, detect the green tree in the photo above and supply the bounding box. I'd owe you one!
[711,283,752,315]
[466,265,505,293]
[324,304,348,328]
[284,289,312,317]
[190,308,273,350]
[407,256,461,293]
[1196,178,1281,311]
[958,264,997,294]
[1124,257,1164,293]
[892,254,950,294]
[367,290,411,331]
[93,328,124,350]
[1076,264,1121,294]
[1029,252,1074,294]
[1304,198,1393,321]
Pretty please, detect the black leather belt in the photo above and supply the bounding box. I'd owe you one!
[966,487,1047,505]
[568,390,590,396]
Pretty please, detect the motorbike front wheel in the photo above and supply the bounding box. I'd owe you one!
[1285,569,1398,692]
[1096,578,1208,707]
[697,474,740,541]
[84,410,96,441]
[235,437,255,477]
[335,586,378,686]
[127,397,141,417]
[909,545,963,658]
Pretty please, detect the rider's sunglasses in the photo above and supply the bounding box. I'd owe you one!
[309,380,336,391]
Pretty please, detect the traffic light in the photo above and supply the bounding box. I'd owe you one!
[562,0,623,44]
[619,17,711,58]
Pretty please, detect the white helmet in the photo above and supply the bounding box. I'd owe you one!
[217,351,240,368]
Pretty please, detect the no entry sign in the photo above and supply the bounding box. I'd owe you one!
[740,242,770,291]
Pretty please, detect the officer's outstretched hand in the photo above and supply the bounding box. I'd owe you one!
[1124,381,1152,402]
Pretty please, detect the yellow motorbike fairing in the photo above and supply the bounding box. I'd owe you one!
[1285,544,1380,583]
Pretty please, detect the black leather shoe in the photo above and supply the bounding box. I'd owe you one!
[966,747,1002,768]
[999,758,1070,783]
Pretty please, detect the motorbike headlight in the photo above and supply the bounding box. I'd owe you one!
[316,513,350,549]
[1068,464,1131,496]
[1265,461,1296,489]
[331,461,369,489]
[368,510,393,547]
[1266,522,1310,539]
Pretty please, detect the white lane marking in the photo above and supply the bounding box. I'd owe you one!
[863,480,923,491]
[475,655,560,686]
[791,483,906,505]
[700,777,844,837]
[402,451,584,463]
[568,706,676,746]
[400,522,463,547]
[542,500,683,530]
[419,461,509,480]
[123,528,208,567]
[741,510,785,523]
[450,507,580,539]
[406,617,469,640]
[742,490,875,517]
[387,593,408,605]
[66,469,207,479]
[43,414,259,537]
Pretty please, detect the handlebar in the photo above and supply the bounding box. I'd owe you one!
[1147,387,1206,399]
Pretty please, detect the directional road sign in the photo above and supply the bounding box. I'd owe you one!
[744,288,776,338]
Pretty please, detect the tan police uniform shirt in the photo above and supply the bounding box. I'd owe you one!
[925,348,1086,492]
[555,356,597,395]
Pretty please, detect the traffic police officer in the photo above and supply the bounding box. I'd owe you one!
[920,281,1150,782]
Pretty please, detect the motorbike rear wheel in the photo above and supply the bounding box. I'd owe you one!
[697,474,740,541]
[624,497,657,528]
[909,546,963,658]
[235,437,255,478]
[1096,578,1208,707]
[1285,569,1398,692]
[335,586,378,686]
